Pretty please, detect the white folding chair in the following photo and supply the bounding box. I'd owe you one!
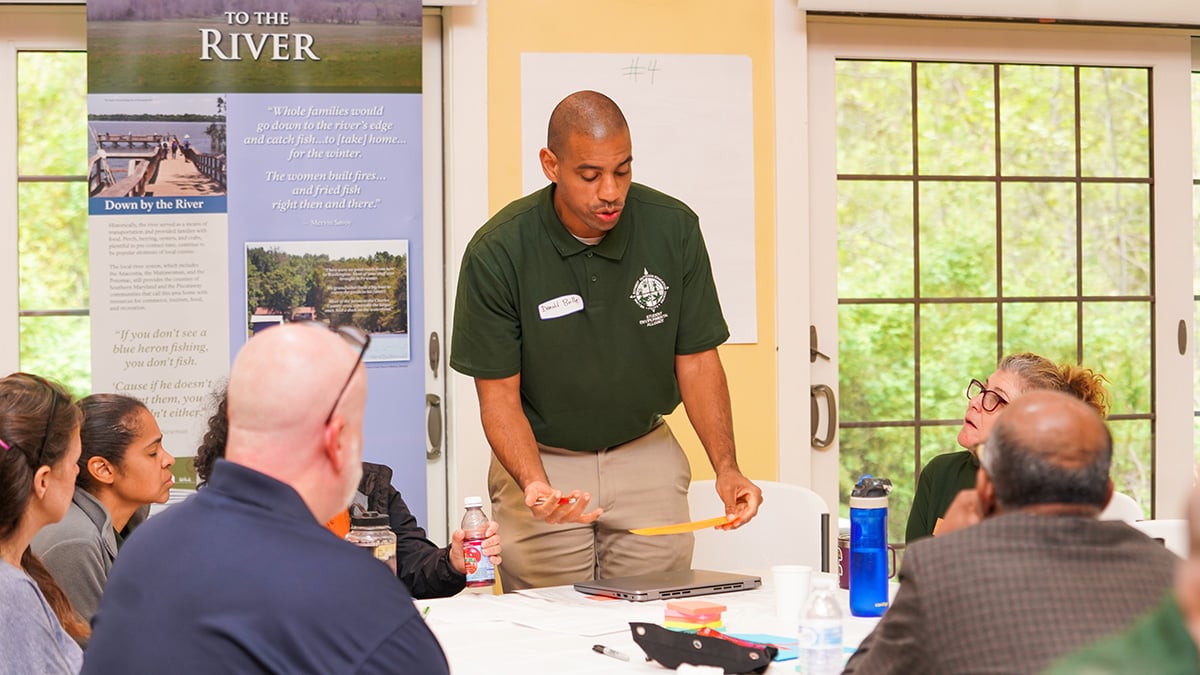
[687,479,830,574]
[1099,490,1145,523]
[1129,519,1188,558]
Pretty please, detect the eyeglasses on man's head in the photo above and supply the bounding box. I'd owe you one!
[301,323,370,425]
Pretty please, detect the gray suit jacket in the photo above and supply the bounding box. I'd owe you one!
[844,512,1178,675]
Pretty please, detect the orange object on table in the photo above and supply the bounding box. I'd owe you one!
[665,608,723,622]
[665,599,727,617]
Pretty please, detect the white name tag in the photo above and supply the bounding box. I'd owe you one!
[538,294,584,320]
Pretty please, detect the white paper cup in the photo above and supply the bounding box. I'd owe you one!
[771,564,812,626]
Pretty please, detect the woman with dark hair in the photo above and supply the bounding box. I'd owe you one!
[192,385,227,487]
[0,372,88,672]
[194,387,501,599]
[32,393,175,626]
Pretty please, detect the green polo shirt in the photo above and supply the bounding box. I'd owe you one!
[905,450,980,543]
[450,183,729,451]
[1043,594,1200,675]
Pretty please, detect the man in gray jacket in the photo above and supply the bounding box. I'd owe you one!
[844,390,1178,674]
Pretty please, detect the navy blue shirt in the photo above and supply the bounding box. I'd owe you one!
[82,460,448,675]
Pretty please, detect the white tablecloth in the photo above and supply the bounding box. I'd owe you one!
[419,577,890,674]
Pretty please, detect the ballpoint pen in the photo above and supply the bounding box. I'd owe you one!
[592,644,630,662]
[533,496,578,506]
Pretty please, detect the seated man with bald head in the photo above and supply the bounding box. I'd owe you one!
[844,390,1177,675]
[82,323,448,674]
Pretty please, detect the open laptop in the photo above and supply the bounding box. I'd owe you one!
[573,569,761,602]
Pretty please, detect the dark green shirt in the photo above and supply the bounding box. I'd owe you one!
[450,183,729,451]
[905,450,979,543]
[1043,594,1199,675]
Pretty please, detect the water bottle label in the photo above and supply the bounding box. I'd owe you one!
[798,619,843,675]
[464,538,494,586]
[797,619,842,648]
[373,542,396,562]
[849,547,890,616]
[370,542,397,574]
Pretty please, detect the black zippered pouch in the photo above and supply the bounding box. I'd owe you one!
[630,622,777,674]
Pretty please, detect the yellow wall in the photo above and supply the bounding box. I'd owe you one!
[487,0,778,480]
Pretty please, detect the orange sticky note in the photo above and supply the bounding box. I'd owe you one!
[665,608,722,622]
[666,599,727,617]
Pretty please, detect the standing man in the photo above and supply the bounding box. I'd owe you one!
[451,90,762,591]
[83,323,448,674]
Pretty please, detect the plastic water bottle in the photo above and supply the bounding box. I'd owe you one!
[345,510,397,574]
[797,576,842,675]
[849,475,892,617]
[461,496,495,590]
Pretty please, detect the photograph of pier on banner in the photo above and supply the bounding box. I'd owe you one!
[89,93,228,201]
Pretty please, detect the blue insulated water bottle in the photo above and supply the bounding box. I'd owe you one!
[849,476,892,618]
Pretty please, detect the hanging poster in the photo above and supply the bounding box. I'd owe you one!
[86,1,427,517]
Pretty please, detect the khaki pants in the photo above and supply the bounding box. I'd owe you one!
[488,422,693,591]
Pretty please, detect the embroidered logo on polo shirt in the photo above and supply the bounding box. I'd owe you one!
[630,268,669,327]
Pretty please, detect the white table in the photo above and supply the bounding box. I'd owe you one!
[419,578,889,674]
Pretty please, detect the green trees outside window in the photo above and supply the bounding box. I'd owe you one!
[836,60,1154,543]
[17,51,89,397]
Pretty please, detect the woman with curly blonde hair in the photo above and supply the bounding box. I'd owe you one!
[905,353,1110,542]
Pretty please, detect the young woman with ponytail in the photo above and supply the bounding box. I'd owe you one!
[0,372,88,672]
[32,393,175,626]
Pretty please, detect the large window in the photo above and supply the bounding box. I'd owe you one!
[17,51,89,395]
[1,6,89,392]
[835,59,1155,542]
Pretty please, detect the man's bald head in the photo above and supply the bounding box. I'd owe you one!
[225,324,366,492]
[546,90,629,157]
[981,390,1112,510]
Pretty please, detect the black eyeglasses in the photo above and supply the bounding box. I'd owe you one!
[966,379,1009,413]
[309,323,371,425]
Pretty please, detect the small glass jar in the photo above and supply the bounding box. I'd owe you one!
[345,510,397,574]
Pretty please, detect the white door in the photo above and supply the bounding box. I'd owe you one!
[422,8,449,541]
[804,19,1194,542]
[0,5,86,375]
